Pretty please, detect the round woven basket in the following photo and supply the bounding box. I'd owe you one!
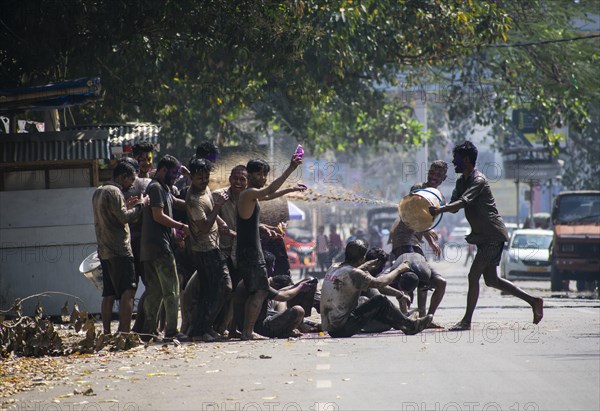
[397,188,445,232]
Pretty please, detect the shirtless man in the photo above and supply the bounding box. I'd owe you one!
[320,240,432,338]
[429,141,543,331]
[236,156,306,340]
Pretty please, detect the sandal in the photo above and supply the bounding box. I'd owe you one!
[448,321,471,331]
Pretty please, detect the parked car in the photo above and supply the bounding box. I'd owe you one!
[447,226,470,247]
[284,227,316,276]
[501,229,554,280]
[505,222,522,240]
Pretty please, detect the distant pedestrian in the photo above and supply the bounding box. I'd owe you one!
[328,224,344,263]
[315,225,330,274]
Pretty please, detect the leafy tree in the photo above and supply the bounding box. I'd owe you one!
[420,0,599,189]
[1,0,510,157]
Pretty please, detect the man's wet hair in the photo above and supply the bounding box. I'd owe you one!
[195,141,219,160]
[157,154,180,171]
[114,160,137,179]
[247,159,270,174]
[263,250,276,277]
[271,275,294,290]
[345,240,368,265]
[398,272,419,293]
[119,157,140,174]
[189,157,214,175]
[453,141,478,165]
[430,160,448,174]
[132,142,154,156]
[230,165,247,176]
[365,247,388,275]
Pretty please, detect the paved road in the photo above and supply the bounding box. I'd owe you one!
[6,253,600,411]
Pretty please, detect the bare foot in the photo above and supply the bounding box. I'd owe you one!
[426,321,444,329]
[287,328,303,338]
[201,332,217,343]
[227,329,242,339]
[532,298,544,324]
[403,314,433,335]
[241,332,268,341]
[208,329,221,341]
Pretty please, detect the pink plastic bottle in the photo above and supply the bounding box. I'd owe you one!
[295,144,304,160]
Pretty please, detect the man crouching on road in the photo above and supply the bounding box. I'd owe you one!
[320,240,433,338]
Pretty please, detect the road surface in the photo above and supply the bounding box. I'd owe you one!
[4,251,599,411]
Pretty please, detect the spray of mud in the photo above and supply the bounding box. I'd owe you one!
[209,149,398,209]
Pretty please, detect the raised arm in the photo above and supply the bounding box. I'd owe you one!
[241,155,302,204]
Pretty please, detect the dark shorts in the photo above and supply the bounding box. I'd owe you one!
[471,242,505,271]
[395,252,443,287]
[238,262,269,294]
[100,256,137,298]
[258,308,301,338]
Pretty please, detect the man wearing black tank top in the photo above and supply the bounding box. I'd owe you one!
[237,156,306,340]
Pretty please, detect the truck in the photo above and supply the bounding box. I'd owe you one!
[550,190,600,293]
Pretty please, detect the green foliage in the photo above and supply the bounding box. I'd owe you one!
[1,1,597,188]
[424,0,599,189]
[1,0,510,157]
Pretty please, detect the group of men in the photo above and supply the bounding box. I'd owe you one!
[93,142,316,342]
[92,139,544,343]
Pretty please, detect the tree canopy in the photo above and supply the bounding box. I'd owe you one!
[1,1,508,147]
[1,1,598,187]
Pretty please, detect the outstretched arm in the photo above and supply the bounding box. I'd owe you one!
[430,199,465,216]
[368,261,411,289]
[273,281,316,302]
[261,183,307,201]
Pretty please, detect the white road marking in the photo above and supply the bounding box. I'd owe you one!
[316,364,331,370]
[316,380,332,388]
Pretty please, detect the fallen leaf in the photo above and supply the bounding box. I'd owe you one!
[145,372,178,377]
[55,393,74,399]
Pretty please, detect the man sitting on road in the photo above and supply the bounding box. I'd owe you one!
[232,275,317,338]
[358,247,419,333]
[320,240,432,338]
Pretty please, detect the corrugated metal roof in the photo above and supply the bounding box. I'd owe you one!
[0,130,110,162]
[0,123,161,163]
[67,123,160,146]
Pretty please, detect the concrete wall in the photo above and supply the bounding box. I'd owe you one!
[0,187,102,316]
